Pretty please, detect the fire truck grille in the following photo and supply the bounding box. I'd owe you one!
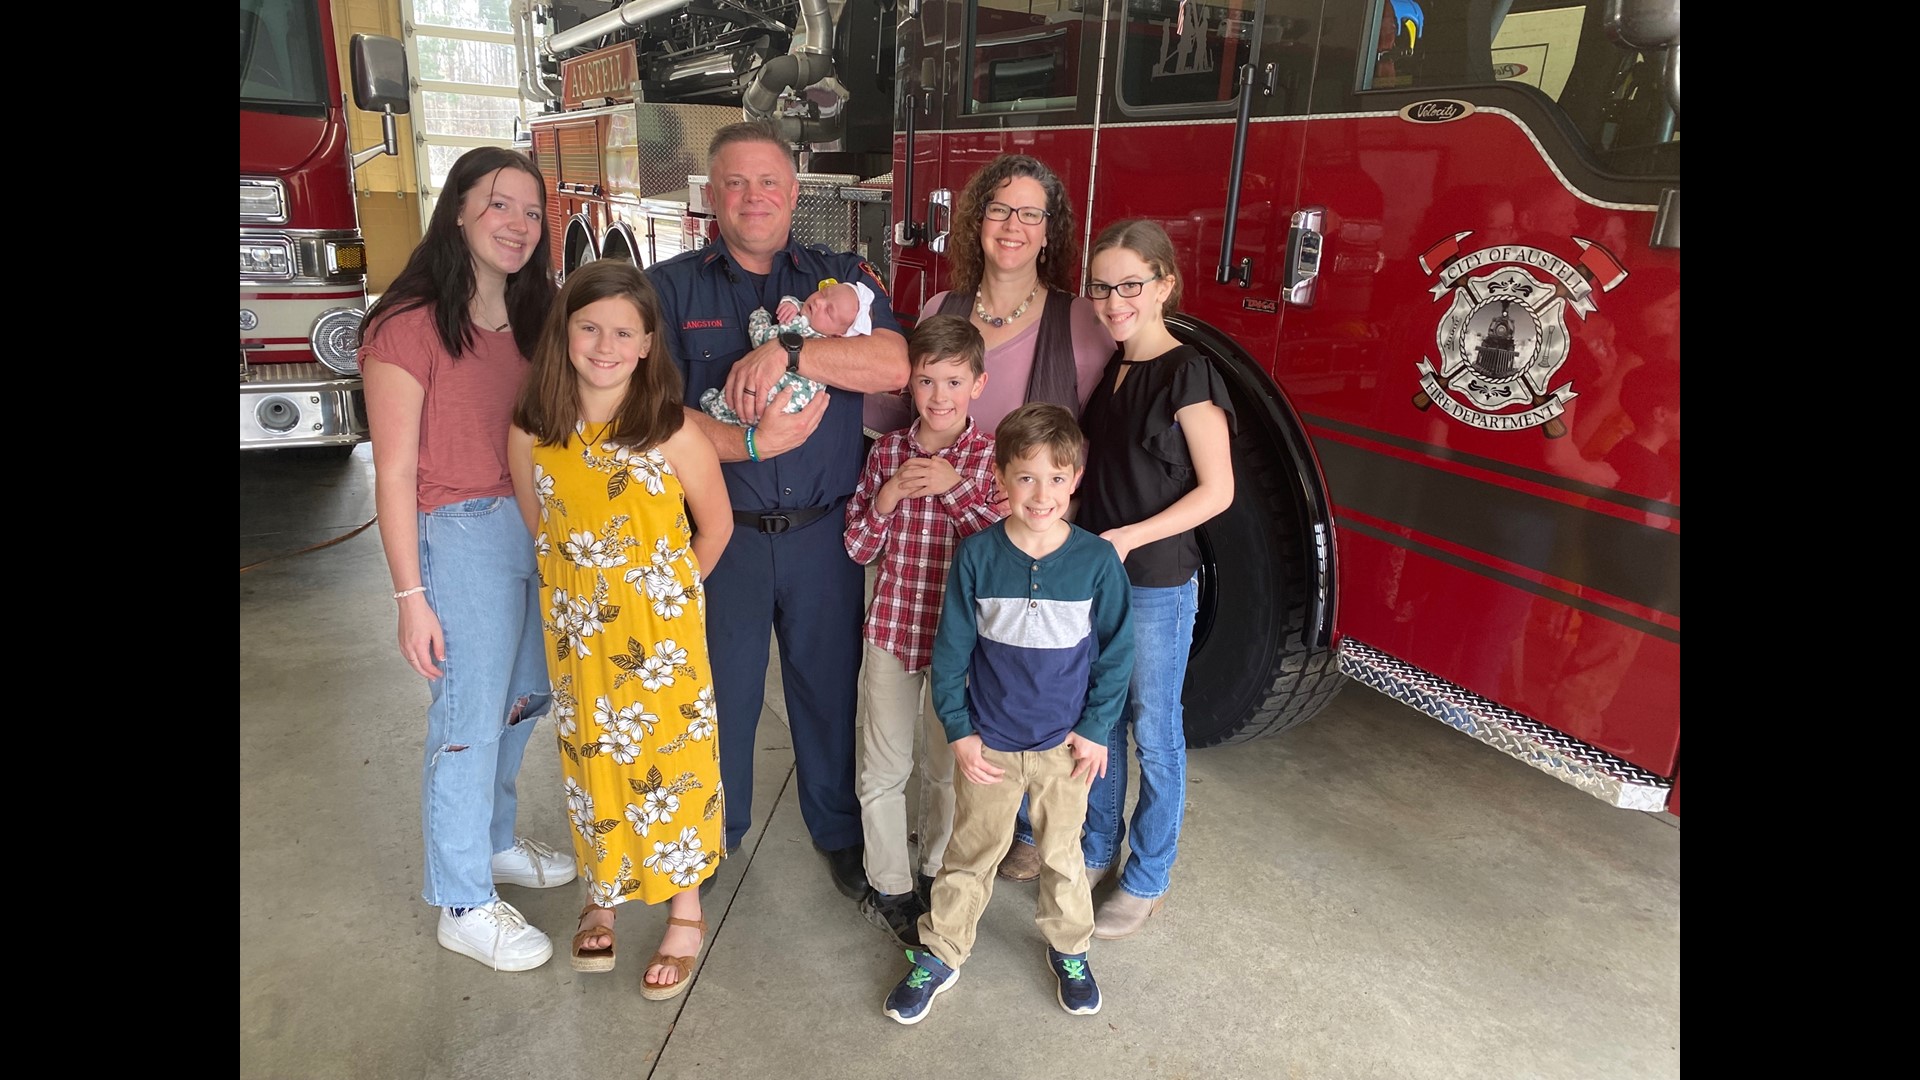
[243,361,347,383]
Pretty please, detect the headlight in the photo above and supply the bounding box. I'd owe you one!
[311,307,365,376]
[241,238,294,280]
[241,179,287,223]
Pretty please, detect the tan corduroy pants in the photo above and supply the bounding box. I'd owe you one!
[916,741,1095,967]
[855,643,957,896]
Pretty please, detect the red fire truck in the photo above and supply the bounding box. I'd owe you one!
[520,0,1681,814]
[240,2,409,451]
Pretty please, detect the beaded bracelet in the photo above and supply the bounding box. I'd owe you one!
[394,586,427,599]
[744,425,760,463]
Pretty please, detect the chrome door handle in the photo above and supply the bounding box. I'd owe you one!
[928,188,952,254]
[1285,208,1325,308]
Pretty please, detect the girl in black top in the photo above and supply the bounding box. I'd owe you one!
[1074,219,1236,939]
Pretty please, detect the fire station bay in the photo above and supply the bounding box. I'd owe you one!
[241,1,1679,1077]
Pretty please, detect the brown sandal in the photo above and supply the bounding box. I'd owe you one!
[639,917,706,1001]
[571,905,616,973]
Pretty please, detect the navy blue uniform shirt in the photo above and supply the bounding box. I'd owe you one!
[647,234,901,513]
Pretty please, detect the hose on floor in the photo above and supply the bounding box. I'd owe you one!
[239,515,378,574]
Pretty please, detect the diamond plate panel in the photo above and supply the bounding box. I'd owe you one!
[1337,639,1671,812]
[794,174,859,253]
[626,103,742,199]
[681,172,870,261]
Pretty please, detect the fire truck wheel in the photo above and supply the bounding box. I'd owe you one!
[1176,334,1346,749]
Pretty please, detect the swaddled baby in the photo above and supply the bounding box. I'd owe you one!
[700,279,875,425]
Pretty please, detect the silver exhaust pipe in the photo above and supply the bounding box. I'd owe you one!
[743,0,842,144]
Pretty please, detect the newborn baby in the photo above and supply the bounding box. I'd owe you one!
[701,279,875,426]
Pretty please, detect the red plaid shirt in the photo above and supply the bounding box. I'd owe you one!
[845,417,1002,673]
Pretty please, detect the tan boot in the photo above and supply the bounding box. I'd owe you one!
[1092,890,1165,940]
[996,838,1042,882]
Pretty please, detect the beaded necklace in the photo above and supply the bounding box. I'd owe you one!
[975,283,1039,328]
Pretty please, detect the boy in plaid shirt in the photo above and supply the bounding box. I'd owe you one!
[843,315,1000,946]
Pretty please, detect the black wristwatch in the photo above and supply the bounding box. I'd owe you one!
[779,330,805,375]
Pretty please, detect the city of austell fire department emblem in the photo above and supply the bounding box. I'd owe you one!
[1413,232,1628,437]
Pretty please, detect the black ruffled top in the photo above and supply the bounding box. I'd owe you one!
[1076,344,1236,587]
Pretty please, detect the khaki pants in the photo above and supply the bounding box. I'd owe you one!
[855,643,956,895]
[917,741,1095,967]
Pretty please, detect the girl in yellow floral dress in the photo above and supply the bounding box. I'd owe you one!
[509,260,733,999]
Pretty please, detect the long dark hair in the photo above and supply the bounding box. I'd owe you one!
[946,154,1078,296]
[365,146,556,360]
[514,260,684,451]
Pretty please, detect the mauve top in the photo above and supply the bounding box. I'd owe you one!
[359,305,530,513]
[863,291,1113,435]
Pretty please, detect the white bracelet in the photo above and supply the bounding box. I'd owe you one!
[393,586,427,599]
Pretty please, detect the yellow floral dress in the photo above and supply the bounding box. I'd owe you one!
[531,424,723,906]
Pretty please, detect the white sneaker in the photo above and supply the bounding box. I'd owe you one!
[436,899,554,971]
[491,836,576,889]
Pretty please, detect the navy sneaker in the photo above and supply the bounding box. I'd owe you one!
[860,887,927,949]
[1045,947,1102,1015]
[883,948,958,1025]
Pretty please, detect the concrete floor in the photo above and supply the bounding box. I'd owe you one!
[240,446,1679,1080]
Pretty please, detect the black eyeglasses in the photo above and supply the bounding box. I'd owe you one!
[1085,275,1162,299]
[983,202,1050,225]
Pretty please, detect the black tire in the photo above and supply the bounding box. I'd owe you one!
[1173,324,1346,748]
[562,216,597,279]
[599,227,638,267]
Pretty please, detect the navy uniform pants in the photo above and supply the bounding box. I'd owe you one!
[707,498,864,852]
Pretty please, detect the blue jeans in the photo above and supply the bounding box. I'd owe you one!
[416,496,551,908]
[1082,576,1197,900]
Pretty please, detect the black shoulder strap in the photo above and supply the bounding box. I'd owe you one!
[933,289,1077,413]
[1024,289,1079,413]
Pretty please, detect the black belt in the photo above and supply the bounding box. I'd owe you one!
[734,506,832,534]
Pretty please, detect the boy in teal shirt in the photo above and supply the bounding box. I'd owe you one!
[882,402,1134,1025]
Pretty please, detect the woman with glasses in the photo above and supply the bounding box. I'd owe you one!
[860,154,1117,889]
[864,154,1112,441]
[1074,218,1235,939]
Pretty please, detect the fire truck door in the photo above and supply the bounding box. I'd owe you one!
[1088,0,1323,361]
[1278,0,1683,774]
[1279,0,1681,482]
[895,1,1107,318]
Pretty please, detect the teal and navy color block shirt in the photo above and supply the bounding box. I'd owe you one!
[931,521,1135,752]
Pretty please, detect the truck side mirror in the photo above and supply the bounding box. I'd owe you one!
[1603,1,1679,117]
[350,34,411,115]
[349,34,411,168]
[1603,0,1679,51]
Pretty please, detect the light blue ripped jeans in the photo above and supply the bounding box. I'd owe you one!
[416,496,551,909]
